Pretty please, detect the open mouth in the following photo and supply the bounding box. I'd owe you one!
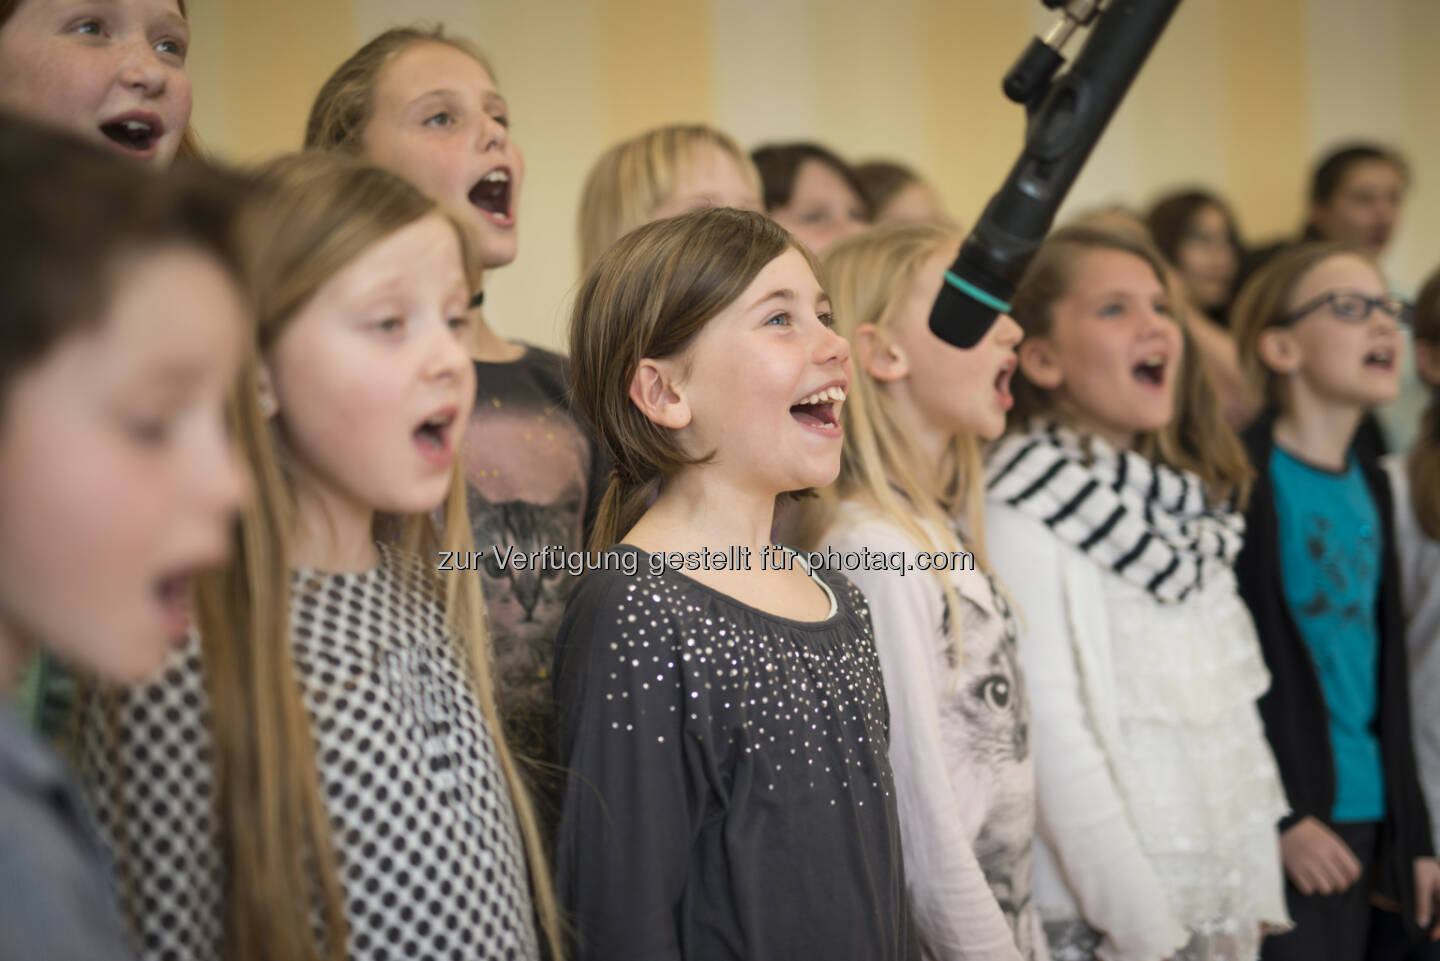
[1133,353,1167,387]
[790,385,846,431]
[414,407,458,458]
[153,571,195,638]
[995,358,1016,407]
[468,167,513,223]
[99,113,162,154]
[1364,347,1396,371]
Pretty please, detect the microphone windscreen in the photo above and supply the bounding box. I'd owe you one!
[928,280,1001,349]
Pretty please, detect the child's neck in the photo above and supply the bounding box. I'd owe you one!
[889,380,956,470]
[1273,394,1366,472]
[627,469,834,622]
[290,477,380,573]
[467,295,525,364]
[628,469,776,556]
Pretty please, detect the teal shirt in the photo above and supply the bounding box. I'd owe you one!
[1271,446,1386,822]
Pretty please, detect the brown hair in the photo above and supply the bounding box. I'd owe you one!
[305,25,493,153]
[569,207,805,549]
[751,141,871,219]
[1408,264,1440,538]
[1228,241,1373,411]
[153,153,558,961]
[853,160,921,218]
[0,110,242,403]
[577,123,761,274]
[1145,189,1243,272]
[1311,142,1410,208]
[1008,223,1252,505]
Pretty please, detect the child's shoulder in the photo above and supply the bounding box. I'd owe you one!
[562,547,679,621]
[480,343,569,394]
[2,710,173,960]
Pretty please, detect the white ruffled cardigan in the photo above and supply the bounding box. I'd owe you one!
[985,502,1290,961]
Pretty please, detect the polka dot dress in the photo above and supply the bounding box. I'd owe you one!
[79,544,541,961]
[553,546,918,961]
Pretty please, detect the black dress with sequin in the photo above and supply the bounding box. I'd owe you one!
[553,545,919,961]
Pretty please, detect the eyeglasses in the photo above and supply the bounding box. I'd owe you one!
[1280,291,1413,327]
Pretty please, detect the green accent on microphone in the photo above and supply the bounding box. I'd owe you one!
[944,271,1011,313]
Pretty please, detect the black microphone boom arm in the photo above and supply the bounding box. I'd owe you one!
[928,0,1184,348]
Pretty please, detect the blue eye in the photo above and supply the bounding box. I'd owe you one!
[73,18,103,36]
[765,312,791,327]
[423,112,455,128]
[1153,300,1172,317]
[155,37,186,58]
[1099,302,1125,318]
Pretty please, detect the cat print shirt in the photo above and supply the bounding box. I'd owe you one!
[826,504,1048,961]
[464,346,609,826]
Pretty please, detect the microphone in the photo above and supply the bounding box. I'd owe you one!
[929,0,1184,349]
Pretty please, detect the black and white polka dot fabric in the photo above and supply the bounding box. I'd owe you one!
[79,544,541,961]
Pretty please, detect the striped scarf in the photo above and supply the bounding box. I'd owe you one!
[985,422,1245,603]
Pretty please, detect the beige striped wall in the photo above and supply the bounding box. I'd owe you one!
[183,0,1438,351]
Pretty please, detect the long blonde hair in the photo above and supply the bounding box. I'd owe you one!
[570,207,804,549]
[577,124,762,275]
[1007,223,1252,506]
[189,153,560,961]
[793,223,980,658]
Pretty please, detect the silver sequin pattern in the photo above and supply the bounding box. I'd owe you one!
[599,565,893,801]
[78,545,540,961]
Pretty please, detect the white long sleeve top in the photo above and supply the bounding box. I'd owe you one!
[826,504,1048,961]
[985,503,1288,961]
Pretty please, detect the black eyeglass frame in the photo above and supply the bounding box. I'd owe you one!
[1279,290,1413,328]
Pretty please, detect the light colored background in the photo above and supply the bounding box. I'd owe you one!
[184,0,1439,353]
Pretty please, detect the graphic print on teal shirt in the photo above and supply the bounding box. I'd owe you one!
[1271,446,1386,822]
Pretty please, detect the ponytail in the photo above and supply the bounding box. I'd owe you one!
[588,472,660,551]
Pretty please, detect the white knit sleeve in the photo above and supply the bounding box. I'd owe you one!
[985,504,1189,961]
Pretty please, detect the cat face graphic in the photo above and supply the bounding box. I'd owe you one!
[948,577,1029,767]
[466,485,583,724]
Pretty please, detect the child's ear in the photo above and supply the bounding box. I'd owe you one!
[854,324,908,383]
[1414,340,1440,388]
[1017,337,1063,389]
[629,358,691,430]
[1257,328,1301,375]
[256,362,279,419]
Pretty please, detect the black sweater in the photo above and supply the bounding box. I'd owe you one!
[553,546,918,961]
[1236,413,1433,931]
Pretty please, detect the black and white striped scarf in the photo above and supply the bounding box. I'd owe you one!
[985,421,1245,603]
